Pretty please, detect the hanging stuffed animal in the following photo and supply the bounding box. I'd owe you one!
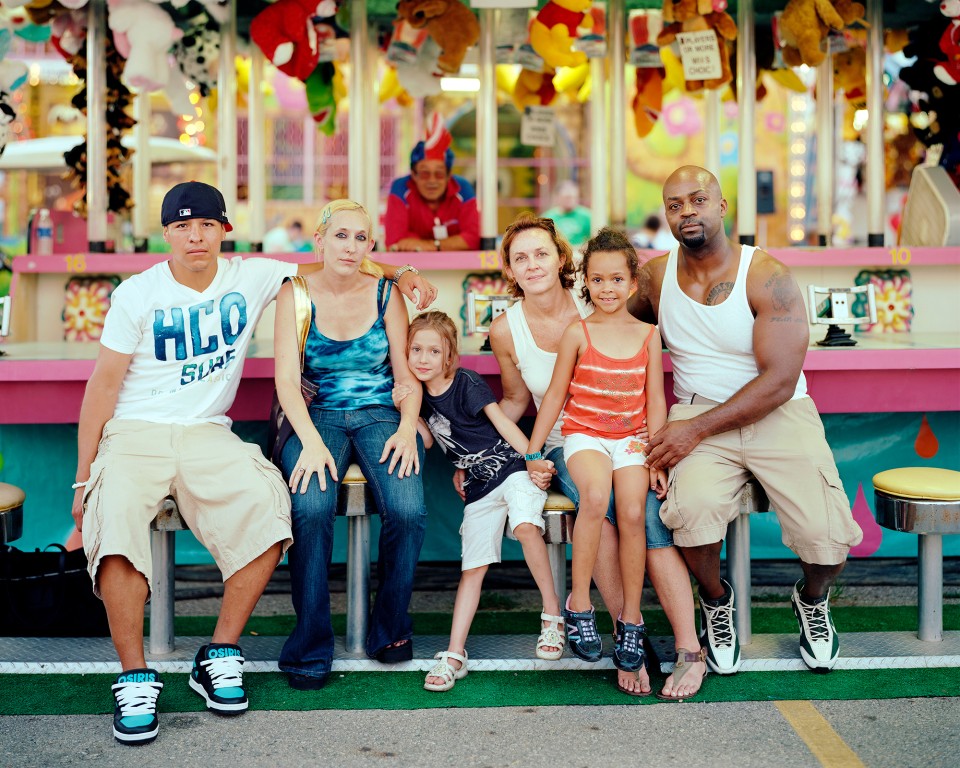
[657,0,737,92]
[933,0,960,85]
[107,0,183,92]
[395,0,479,74]
[172,11,221,97]
[512,67,557,110]
[779,0,865,68]
[529,0,592,70]
[630,10,665,138]
[251,0,331,82]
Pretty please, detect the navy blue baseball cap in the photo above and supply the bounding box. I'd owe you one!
[161,181,233,231]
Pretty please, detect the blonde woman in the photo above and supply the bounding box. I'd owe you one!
[275,200,426,690]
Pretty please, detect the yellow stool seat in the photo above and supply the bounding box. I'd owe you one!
[872,467,960,501]
[544,490,576,511]
[0,482,26,512]
[342,463,367,484]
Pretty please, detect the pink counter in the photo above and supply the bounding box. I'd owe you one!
[1,337,957,424]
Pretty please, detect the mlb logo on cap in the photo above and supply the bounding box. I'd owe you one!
[161,182,233,231]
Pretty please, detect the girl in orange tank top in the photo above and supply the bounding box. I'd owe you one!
[525,229,667,692]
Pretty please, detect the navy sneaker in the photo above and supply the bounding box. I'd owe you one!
[698,579,742,675]
[563,599,603,663]
[111,668,163,745]
[189,643,248,714]
[613,618,647,672]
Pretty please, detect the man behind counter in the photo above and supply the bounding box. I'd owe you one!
[385,114,480,252]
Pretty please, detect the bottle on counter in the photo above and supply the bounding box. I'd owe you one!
[36,208,53,256]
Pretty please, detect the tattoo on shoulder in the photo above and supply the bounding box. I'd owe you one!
[705,282,734,305]
[764,269,797,313]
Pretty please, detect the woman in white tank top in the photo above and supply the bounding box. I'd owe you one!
[486,214,705,698]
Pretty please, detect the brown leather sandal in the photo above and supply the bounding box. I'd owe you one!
[656,647,708,702]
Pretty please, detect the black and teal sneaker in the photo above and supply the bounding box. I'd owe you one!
[792,580,839,672]
[111,668,163,745]
[189,643,248,714]
[563,600,603,663]
[612,618,647,672]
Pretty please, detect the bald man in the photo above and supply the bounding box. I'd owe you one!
[629,166,862,676]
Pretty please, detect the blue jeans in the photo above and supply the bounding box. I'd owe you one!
[278,406,426,678]
[546,445,673,549]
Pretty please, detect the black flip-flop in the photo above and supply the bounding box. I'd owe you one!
[375,639,414,663]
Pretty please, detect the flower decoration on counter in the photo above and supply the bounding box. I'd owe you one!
[853,269,913,334]
[395,0,479,75]
[62,275,121,342]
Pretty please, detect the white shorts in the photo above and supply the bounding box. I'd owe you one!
[563,432,648,471]
[460,471,546,571]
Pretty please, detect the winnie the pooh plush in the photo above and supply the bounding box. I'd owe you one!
[657,0,737,92]
[529,0,592,70]
[395,0,479,75]
[779,0,864,68]
[512,67,557,111]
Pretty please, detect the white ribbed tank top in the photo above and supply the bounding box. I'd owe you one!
[658,244,807,404]
[505,289,589,451]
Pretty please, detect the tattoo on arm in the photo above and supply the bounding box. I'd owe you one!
[705,281,734,305]
[764,269,797,313]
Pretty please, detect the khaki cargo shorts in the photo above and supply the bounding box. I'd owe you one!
[660,397,862,565]
[82,419,293,599]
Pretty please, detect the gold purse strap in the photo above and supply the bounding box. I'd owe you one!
[288,275,312,371]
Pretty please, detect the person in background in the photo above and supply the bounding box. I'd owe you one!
[542,180,592,249]
[385,114,480,252]
[631,213,677,252]
[288,221,313,252]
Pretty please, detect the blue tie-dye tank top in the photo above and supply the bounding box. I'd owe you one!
[303,277,394,410]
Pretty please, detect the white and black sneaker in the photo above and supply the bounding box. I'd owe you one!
[112,668,163,745]
[189,643,248,714]
[698,579,742,675]
[792,580,839,672]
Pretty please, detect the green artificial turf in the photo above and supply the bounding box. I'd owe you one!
[168,604,960,639]
[1,668,958,716]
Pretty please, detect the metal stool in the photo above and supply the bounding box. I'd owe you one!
[505,490,576,602]
[148,463,376,656]
[873,467,960,642]
[0,482,25,545]
[725,478,771,646]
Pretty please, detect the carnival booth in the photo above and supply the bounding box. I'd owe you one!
[0,0,957,567]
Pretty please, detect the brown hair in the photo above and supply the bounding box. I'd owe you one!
[500,213,577,298]
[407,310,460,377]
[579,227,640,305]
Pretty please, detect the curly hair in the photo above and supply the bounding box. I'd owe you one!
[500,213,577,298]
[579,227,639,305]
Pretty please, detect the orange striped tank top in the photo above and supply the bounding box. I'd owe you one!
[561,320,656,439]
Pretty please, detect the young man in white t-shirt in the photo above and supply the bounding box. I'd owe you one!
[71,182,436,745]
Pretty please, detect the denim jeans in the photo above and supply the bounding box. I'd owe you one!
[546,445,673,549]
[278,405,426,679]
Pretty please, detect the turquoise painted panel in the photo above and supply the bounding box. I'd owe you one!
[1,411,957,563]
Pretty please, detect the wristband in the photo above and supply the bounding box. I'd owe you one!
[392,264,420,285]
[524,451,543,461]
[72,481,89,489]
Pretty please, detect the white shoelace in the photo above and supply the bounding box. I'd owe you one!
[798,598,832,642]
[199,654,245,689]
[702,600,736,647]
[619,626,641,654]
[112,680,163,717]
[570,615,599,644]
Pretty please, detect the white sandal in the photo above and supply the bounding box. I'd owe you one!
[423,650,468,692]
[536,612,566,661]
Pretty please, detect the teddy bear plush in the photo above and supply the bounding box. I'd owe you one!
[833,45,870,140]
[779,0,864,68]
[529,0,592,70]
[657,0,737,92]
[395,0,479,75]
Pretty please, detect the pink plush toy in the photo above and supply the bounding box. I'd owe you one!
[250,0,331,82]
[107,0,183,92]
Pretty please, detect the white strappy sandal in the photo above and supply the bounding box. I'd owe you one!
[536,612,566,661]
[423,650,468,692]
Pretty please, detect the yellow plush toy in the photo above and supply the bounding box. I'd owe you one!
[780,0,865,68]
[512,67,558,110]
[529,0,593,70]
[833,45,874,141]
